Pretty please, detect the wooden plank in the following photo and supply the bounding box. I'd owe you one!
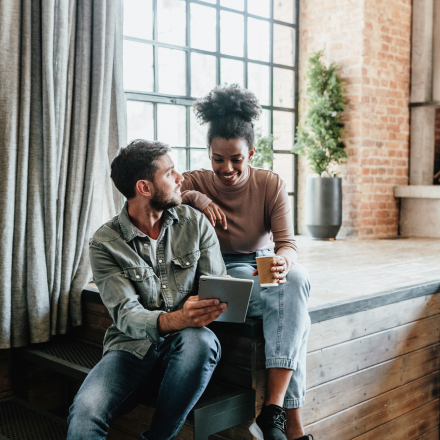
[110,403,194,440]
[0,349,11,361]
[305,372,439,439]
[415,427,439,440]
[353,399,439,440]
[216,418,254,440]
[27,378,67,416]
[308,294,440,352]
[0,358,12,395]
[83,300,109,316]
[303,343,440,425]
[306,314,440,387]
[212,333,255,389]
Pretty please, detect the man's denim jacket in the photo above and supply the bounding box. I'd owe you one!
[89,202,226,359]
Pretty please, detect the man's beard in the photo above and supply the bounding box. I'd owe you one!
[149,183,182,211]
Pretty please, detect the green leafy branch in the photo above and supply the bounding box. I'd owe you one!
[293,50,348,176]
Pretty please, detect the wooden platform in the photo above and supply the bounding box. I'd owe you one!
[1,237,439,439]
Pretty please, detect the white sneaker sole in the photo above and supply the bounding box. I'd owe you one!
[249,422,264,440]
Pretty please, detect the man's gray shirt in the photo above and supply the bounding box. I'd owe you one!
[89,202,226,359]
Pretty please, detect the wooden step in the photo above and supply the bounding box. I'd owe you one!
[17,338,255,440]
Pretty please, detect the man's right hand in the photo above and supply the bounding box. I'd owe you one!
[158,296,227,335]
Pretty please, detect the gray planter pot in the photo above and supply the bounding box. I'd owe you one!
[305,176,342,240]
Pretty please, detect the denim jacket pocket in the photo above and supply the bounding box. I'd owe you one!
[124,266,155,281]
[172,250,200,293]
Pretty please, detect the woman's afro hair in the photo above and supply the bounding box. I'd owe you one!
[193,84,262,148]
[194,84,261,123]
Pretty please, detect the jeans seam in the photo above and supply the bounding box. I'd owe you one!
[276,284,284,357]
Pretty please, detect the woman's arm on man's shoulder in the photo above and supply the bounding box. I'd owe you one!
[181,171,213,211]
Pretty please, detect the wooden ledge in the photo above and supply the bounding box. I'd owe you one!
[394,185,440,199]
[83,279,440,328]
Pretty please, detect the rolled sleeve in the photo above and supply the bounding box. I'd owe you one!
[89,243,164,344]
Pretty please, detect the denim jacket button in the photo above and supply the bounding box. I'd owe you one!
[159,259,163,263]
[163,285,167,289]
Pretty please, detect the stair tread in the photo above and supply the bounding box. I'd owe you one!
[20,338,254,410]
[0,397,67,440]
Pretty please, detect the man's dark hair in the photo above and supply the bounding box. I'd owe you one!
[193,84,262,150]
[111,140,172,199]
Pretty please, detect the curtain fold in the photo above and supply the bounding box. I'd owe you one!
[0,0,126,348]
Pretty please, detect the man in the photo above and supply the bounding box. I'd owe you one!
[67,140,227,440]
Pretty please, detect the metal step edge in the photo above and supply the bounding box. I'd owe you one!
[18,348,91,381]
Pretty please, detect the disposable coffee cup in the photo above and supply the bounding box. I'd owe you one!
[256,256,282,287]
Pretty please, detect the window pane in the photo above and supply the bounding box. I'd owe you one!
[273,153,294,192]
[123,41,154,92]
[191,4,216,52]
[158,48,186,95]
[191,52,216,97]
[248,0,270,18]
[158,0,186,46]
[170,148,187,173]
[248,63,270,106]
[273,68,294,108]
[274,0,295,24]
[220,0,244,10]
[157,104,186,146]
[220,11,244,57]
[123,0,153,40]
[248,18,270,62]
[190,111,208,147]
[221,58,244,87]
[126,101,154,142]
[274,24,294,66]
[273,110,293,150]
[190,149,212,170]
[254,108,271,137]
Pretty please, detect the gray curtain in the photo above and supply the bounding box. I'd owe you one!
[0,0,126,348]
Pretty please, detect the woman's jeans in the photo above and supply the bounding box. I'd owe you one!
[223,250,311,408]
[67,327,221,440]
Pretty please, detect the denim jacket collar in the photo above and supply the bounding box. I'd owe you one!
[118,202,179,242]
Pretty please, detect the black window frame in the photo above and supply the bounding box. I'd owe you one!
[124,0,300,233]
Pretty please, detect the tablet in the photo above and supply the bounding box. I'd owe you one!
[198,275,254,323]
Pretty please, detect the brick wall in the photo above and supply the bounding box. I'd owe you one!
[297,0,411,237]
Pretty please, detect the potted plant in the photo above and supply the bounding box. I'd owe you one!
[252,129,274,170]
[294,50,348,240]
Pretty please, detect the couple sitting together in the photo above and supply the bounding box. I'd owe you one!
[67,85,311,440]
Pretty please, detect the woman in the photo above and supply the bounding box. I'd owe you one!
[181,85,312,440]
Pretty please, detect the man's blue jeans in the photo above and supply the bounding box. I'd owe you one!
[67,327,221,440]
[223,250,311,408]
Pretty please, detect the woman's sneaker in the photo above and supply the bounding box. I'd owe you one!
[249,404,287,440]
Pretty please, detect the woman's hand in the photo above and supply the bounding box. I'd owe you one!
[271,257,287,284]
[252,256,288,284]
[203,202,227,230]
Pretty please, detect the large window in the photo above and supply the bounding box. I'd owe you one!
[123,0,299,228]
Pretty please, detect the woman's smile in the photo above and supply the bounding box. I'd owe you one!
[210,138,254,187]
